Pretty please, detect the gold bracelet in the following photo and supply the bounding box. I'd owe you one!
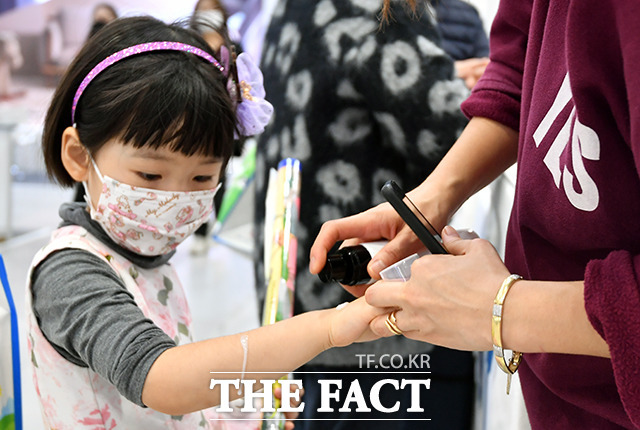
[491,274,523,394]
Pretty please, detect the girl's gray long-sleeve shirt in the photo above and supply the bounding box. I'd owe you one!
[30,202,177,407]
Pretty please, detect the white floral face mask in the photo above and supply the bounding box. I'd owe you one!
[83,159,220,256]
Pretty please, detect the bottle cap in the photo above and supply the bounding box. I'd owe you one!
[318,254,348,283]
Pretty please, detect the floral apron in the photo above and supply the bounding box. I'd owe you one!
[26,225,259,429]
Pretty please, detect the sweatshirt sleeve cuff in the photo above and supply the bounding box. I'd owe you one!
[461,87,520,132]
[584,250,640,425]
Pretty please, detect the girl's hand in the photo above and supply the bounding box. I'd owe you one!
[309,203,427,297]
[327,297,389,348]
[366,227,510,351]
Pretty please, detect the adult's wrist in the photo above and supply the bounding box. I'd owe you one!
[492,275,523,372]
[408,177,463,231]
[409,117,518,229]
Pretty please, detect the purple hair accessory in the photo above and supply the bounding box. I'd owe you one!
[233,52,273,137]
[71,41,226,124]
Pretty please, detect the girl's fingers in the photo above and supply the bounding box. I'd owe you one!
[370,313,398,338]
[364,280,406,308]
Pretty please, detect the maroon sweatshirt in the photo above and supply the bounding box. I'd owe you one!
[462,0,640,428]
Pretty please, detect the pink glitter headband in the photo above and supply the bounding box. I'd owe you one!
[71,41,226,124]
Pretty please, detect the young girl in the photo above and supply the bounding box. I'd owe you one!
[28,16,384,429]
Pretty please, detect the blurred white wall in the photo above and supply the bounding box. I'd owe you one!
[468,0,500,37]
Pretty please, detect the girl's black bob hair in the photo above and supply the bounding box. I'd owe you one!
[43,15,237,187]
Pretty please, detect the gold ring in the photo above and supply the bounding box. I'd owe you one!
[385,310,403,335]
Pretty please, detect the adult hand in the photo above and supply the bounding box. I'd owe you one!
[366,226,510,351]
[309,202,432,297]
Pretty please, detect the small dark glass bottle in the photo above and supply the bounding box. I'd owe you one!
[318,241,387,286]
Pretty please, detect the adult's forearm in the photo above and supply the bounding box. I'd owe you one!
[502,279,609,357]
[409,116,519,228]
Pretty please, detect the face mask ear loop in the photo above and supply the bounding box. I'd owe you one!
[82,155,104,211]
[88,156,105,183]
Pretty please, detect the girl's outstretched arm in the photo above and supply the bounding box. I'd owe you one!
[141,296,385,415]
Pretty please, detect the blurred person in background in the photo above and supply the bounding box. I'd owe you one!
[88,3,118,38]
[72,3,118,203]
[0,30,23,100]
[434,0,490,89]
[189,0,247,255]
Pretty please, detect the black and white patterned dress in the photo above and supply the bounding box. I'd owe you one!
[254,2,474,426]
